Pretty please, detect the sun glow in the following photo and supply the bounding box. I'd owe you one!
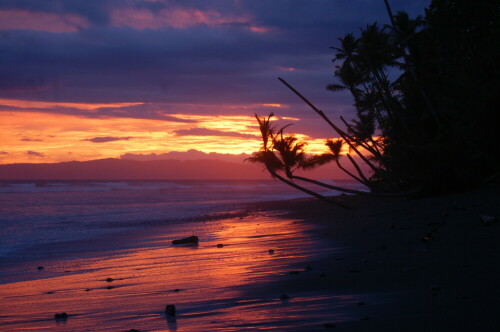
[0,100,338,164]
[0,111,265,163]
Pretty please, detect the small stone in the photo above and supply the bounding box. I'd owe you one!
[37,266,44,270]
[430,285,441,292]
[480,215,497,225]
[280,294,289,300]
[47,291,54,294]
[216,244,224,248]
[348,269,359,273]
[173,288,181,292]
[319,273,326,277]
[64,270,71,273]
[172,236,199,245]
[165,304,176,316]
[390,224,397,229]
[106,286,114,290]
[360,316,369,321]
[357,302,365,306]
[421,236,432,243]
[85,289,90,292]
[268,249,275,254]
[380,245,387,250]
[289,271,300,275]
[324,323,336,328]
[106,278,114,282]
[305,265,313,271]
[54,312,68,319]
[129,329,140,332]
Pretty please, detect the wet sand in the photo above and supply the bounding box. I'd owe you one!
[0,183,498,331]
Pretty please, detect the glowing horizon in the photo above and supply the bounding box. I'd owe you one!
[0,107,338,164]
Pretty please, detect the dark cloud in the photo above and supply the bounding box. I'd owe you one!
[21,138,43,142]
[0,0,431,132]
[26,151,44,157]
[83,136,133,143]
[173,128,257,139]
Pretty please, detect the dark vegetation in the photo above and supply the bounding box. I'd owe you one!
[248,0,498,201]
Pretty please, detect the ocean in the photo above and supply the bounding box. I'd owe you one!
[0,179,367,330]
[0,179,362,261]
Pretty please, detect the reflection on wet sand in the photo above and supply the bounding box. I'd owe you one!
[0,212,357,331]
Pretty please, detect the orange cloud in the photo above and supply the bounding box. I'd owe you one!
[0,10,89,33]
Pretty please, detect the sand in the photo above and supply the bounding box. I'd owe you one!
[0,182,498,331]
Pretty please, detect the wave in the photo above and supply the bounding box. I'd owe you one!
[0,180,194,193]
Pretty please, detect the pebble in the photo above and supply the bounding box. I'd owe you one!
[216,244,224,248]
[54,312,68,319]
[172,236,199,245]
[106,278,114,282]
[280,294,289,300]
[324,323,336,328]
[268,249,275,254]
[430,285,441,292]
[37,266,44,270]
[165,304,176,316]
[305,265,313,271]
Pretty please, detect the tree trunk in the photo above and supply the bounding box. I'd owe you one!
[267,168,352,209]
[278,77,379,173]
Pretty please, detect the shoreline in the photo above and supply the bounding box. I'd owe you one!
[248,183,500,330]
[0,183,498,330]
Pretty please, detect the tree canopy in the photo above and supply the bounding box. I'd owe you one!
[248,0,499,199]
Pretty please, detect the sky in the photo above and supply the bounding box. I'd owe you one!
[0,0,430,164]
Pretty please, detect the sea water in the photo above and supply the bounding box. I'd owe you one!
[0,179,362,260]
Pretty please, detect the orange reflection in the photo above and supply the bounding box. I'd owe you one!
[0,213,354,331]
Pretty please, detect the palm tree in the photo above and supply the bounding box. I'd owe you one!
[246,114,352,208]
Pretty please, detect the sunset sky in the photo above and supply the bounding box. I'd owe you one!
[0,0,428,164]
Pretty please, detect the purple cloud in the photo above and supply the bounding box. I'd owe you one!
[21,138,43,141]
[0,1,431,140]
[173,128,256,139]
[83,136,133,143]
[26,151,44,157]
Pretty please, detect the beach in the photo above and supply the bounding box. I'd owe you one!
[0,181,498,331]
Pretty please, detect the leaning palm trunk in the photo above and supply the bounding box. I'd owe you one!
[266,167,352,209]
[335,159,368,185]
[278,77,379,173]
[291,175,419,197]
